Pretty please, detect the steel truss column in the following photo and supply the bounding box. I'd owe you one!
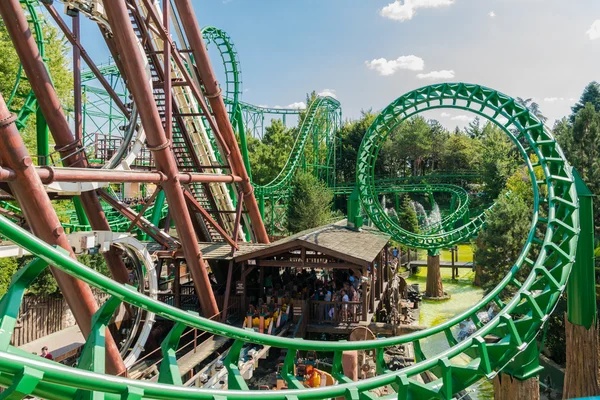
[0,93,126,376]
[0,0,131,287]
[102,0,219,317]
[172,0,269,244]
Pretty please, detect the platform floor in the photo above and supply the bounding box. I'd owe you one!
[19,325,84,361]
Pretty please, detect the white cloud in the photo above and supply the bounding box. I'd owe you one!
[440,112,451,118]
[286,102,307,109]
[257,104,269,108]
[587,20,600,40]
[543,97,565,103]
[569,98,576,101]
[365,55,425,76]
[380,0,455,22]
[451,115,474,122]
[318,89,337,98]
[416,69,455,81]
[488,11,496,18]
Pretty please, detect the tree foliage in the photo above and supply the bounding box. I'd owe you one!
[570,81,600,121]
[0,10,72,157]
[396,194,419,234]
[479,123,520,201]
[287,172,338,233]
[246,119,296,185]
[473,192,531,292]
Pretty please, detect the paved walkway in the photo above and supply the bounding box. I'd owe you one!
[19,325,85,360]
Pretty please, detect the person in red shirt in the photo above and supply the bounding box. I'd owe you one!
[40,346,53,360]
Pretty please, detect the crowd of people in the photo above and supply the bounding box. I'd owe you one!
[122,197,151,206]
[247,267,374,323]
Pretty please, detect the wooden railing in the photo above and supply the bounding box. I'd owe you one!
[309,300,362,324]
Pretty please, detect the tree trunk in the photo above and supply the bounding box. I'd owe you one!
[493,373,539,400]
[473,263,482,287]
[425,254,444,298]
[563,317,600,399]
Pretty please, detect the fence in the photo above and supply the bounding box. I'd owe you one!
[309,300,362,324]
[11,289,110,348]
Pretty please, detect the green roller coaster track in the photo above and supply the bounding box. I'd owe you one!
[0,79,581,398]
[0,6,587,397]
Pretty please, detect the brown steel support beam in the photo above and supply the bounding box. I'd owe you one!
[103,0,219,317]
[171,0,270,243]
[138,0,231,161]
[126,187,161,233]
[31,167,242,184]
[221,260,234,322]
[163,0,172,141]
[72,10,82,142]
[183,190,238,249]
[0,0,131,288]
[129,0,226,234]
[0,94,126,375]
[98,190,174,248]
[43,4,129,117]
[231,189,245,245]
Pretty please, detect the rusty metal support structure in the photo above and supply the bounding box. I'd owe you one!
[102,0,219,317]
[0,0,131,288]
[0,94,126,375]
[172,0,269,244]
[0,0,131,374]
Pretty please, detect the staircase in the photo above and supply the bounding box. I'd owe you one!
[127,3,234,242]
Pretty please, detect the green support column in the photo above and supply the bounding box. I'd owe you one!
[150,190,166,227]
[72,197,89,228]
[563,170,599,399]
[568,171,596,327]
[259,192,265,220]
[236,112,252,181]
[36,107,48,166]
[394,192,400,214]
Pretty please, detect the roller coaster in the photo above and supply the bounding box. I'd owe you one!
[0,0,593,399]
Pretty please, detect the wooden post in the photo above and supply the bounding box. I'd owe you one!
[493,374,539,400]
[241,262,247,313]
[425,252,444,299]
[451,247,455,280]
[174,260,181,309]
[362,268,368,322]
[259,266,265,298]
[221,260,234,322]
[370,265,375,312]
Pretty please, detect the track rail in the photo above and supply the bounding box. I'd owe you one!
[0,82,578,399]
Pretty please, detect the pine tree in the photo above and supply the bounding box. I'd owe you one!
[397,195,419,233]
[287,172,338,233]
[571,81,600,121]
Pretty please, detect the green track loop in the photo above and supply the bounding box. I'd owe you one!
[0,82,579,399]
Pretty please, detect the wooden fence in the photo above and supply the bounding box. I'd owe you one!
[11,290,110,348]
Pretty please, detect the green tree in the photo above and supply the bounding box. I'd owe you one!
[556,103,600,233]
[479,123,520,201]
[0,257,18,297]
[473,193,531,292]
[287,172,338,233]
[516,97,547,123]
[247,119,295,185]
[336,111,377,183]
[439,132,479,172]
[0,13,73,157]
[397,194,419,234]
[571,81,600,121]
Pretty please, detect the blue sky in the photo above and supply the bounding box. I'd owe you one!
[80,0,600,128]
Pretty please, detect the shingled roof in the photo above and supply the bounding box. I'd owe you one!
[233,220,390,267]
